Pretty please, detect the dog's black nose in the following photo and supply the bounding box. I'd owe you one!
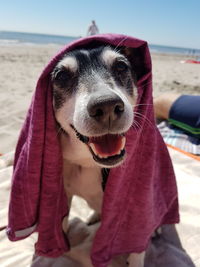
[87,93,124,122]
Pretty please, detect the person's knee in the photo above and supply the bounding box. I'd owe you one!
[154,93,181,119]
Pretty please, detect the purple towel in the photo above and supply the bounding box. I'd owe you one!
[7,34,179,267]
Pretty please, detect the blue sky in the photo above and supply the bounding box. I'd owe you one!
[0,0,200,49]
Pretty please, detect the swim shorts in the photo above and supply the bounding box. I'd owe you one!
[169,95,200,137]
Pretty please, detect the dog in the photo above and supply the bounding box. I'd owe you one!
[51,45,144,266]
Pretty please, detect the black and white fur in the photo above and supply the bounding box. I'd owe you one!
[51,46,144,266]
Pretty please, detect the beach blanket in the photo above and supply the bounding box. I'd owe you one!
[157,121,200,158]
[6,34,179,266]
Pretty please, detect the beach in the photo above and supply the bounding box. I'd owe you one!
[152,52,200,96]
[0,43,200,266]
[0,44,61,154]
[0,43,200,154]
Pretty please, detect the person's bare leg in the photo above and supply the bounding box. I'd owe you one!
[127,252,145,267]
[154,93,181,120]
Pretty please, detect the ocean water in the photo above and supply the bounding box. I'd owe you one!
[0,31,200,56]
[0,31,78,46]
[149,44,200,56]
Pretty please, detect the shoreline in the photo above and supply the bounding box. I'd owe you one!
[1,42,200,56]
[0,43,199,154]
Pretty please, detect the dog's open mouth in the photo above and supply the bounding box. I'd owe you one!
[88,134,126,166]
[70,125,126,166]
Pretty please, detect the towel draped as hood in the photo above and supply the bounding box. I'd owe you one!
[7,34,179,267]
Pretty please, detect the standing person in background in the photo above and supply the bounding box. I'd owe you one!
[87,20,99,36]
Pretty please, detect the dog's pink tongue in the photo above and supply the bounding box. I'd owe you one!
[89,134,125,157]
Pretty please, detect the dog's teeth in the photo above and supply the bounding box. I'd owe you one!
[121,136,126,150]
[89,137,126,159]
[116,150,122,156]
[89,143,108,158]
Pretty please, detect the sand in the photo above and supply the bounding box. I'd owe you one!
[152,53,200,96]
[0,44,61,154]
[0,44,200,154]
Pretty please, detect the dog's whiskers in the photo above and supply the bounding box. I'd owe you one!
[133,112,156,131]
[134,113,154,130]
[132,120,141,131]
[134,103,153,109]
[113,37,129,53]
[137,81,152,90]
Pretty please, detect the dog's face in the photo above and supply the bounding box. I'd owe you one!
[51,46,137,167]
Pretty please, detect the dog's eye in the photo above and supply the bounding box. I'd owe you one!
[54,70,69,82]
[114,61,129,72]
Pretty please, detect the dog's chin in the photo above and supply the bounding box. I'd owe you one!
[69,124,126,168]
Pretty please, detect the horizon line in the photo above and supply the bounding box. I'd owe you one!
[0,29,200,51]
